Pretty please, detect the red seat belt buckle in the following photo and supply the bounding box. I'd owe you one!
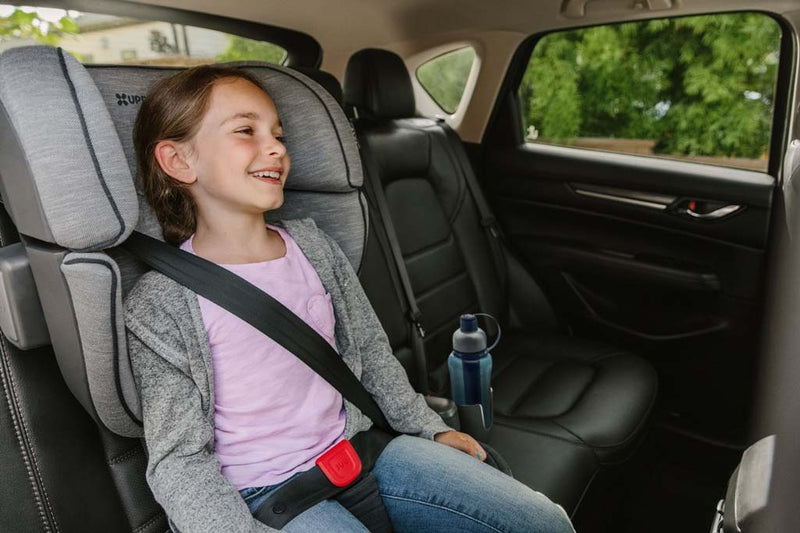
[316,439,362,487]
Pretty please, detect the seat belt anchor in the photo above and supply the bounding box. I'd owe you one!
[316,439,362,488]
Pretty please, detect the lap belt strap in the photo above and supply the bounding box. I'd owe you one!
[254,428,394,530]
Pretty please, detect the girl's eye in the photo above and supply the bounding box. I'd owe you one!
[235,127,253,135]
[276,135,286,143]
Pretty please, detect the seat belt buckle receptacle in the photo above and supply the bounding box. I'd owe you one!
[316,439,362,487]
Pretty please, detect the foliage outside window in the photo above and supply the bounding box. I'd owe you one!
[417,47,476,114]
[519,13,781,172]
[0,5,286,66]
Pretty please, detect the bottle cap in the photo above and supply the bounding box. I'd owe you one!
[460,314,478,332]
[453,314,487,354]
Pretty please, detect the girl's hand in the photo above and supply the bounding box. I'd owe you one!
[434,430,487,462]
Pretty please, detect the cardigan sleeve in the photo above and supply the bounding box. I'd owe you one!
[318,230,453,440]
[125,276,276,533]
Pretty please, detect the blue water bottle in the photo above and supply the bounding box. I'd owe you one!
[448,313,501,428]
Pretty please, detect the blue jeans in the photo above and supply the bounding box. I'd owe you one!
[239,435,574,532]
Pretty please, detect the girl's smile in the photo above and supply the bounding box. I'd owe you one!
[180,76,291,216]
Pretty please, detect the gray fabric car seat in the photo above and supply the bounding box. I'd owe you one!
[0,45,366,530]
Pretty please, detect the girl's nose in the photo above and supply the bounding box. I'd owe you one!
[266,136,287,157]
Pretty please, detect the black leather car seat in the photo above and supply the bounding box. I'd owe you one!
[343,48,658,475]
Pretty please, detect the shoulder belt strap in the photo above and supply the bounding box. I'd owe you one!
[121,232,391,432]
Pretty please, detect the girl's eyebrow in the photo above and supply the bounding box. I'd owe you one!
[220,112,283,130]
[220,111,259,126]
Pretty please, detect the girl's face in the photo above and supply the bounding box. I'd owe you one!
[182,77,290,218]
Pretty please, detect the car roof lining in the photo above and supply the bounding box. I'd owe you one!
[23,0,799,143]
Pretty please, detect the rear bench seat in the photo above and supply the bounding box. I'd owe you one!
[342,48,658,497]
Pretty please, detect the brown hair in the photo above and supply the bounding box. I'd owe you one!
[133,65,270,245]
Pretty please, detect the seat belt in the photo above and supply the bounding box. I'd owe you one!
[121,230,510,530]
[438,121,509,303]
[121,231,390,431]
[356,129,430,394]
[120,231,395,531]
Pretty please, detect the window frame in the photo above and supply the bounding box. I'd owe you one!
[15,0,322,67]
[484,10,795,179]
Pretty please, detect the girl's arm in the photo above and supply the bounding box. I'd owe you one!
[320,231,453,439]
[125,290,276,533]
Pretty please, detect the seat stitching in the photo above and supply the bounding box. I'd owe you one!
[379,493,503,532]
[501,360,557,416]
[578,368,660,454]
[552,365,598,417]
[585,350,628,364]
[493,419,592,449]
[491,348,520,377]
[418,300,481,343]
[426,126,469,225]
[108,446,144,465]
[515,365,658,455]
[550,419,590,448]
[414,270,469,302]
[133,510,166,533]
[566,363,659,453]
[0,335,58,532]
[404,232,457,263]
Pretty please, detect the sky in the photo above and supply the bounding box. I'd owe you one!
[0,5,80,23]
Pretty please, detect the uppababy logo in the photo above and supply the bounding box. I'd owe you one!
[115,93,145,106]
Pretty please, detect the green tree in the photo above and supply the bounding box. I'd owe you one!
[417,47,475,114]
[0,8,78,46]
[216,35,286,64]
[520,13,781,158]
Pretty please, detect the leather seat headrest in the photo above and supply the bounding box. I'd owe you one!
[344,48,415,120]
[293,67,343,106]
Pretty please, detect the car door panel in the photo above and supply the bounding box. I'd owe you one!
[484,143,773,442]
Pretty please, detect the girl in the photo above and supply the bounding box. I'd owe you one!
[124,65,574,533]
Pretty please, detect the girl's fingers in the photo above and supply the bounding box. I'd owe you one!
[473,441,487,462]
[458,432,487,461]
[435,430,488,461]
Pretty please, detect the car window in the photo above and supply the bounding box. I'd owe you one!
[518,13,781,172]
[416,46,475,114]
[0,5,287,66]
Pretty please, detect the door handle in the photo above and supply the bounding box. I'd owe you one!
[680,203,742,220]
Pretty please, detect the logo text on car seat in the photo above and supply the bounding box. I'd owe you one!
[116,93,146,106]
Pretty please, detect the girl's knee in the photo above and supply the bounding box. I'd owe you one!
[522,492,575,533]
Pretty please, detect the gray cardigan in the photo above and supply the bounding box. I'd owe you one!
[124,217,451,533]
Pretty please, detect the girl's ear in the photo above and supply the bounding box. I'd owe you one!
[154,140,196,185]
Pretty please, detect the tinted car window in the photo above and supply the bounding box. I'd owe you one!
[0,5,287,66]
[518,13,781,172]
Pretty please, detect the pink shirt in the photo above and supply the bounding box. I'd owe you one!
[180,224,346,490]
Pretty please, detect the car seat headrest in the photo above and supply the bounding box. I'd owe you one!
[344,48,415,120]
[293,67,343,106]
[0,46,139,251]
